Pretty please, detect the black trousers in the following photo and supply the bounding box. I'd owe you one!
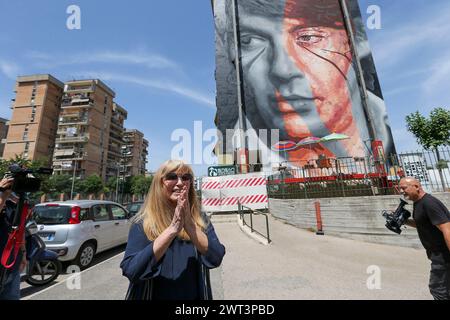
[429,252,450,300]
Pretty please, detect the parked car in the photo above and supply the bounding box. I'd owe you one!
[31,200,131,269]
[125,201,144,218]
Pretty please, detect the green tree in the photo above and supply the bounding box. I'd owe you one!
[40,174,72,195]
[105,177,119,200]
[406,107,450,189]
[0,155,43,177]
[119,176,134,202]
[78,174,104,196]
[131,175,153,198]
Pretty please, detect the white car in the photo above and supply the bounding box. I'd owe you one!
[32,200,131,269]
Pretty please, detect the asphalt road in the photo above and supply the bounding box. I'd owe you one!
[21,215,432,300]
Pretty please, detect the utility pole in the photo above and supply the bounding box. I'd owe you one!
[70,160,77,200]
[231,0,248,173]
[115,165,120,202]
[340,0,377,143]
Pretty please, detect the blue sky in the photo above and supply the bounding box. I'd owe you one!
[0,0,448,176]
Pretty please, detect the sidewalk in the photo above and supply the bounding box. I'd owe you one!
[212,214,431,300]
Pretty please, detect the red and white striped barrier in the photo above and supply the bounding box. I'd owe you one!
[201,172,268,212]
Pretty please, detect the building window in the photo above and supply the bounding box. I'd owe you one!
[24,142,30,155]
[30,105,36,122]
[23,125,29,140]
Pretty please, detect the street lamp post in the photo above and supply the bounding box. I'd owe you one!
[70,160,77,200]
[115,165,120,202]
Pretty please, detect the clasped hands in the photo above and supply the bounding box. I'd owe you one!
[169,185,196,236]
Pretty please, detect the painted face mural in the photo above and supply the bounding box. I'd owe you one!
[214,0,395,167]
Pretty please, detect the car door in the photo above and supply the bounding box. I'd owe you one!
[108,204,129,246]
[90,204,115,251]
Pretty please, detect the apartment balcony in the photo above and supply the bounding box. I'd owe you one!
[64,85,94,93]
[57,125,87,135]
[108,150,122,159]
[109,134,123,145]
[52,161,76,170]
[60,111,88,118]
[61,101,94,109]
[110,124,123,135]
[53,147,87,158]
[55,134,89,144]
[110,118,123,129]
[58,113,89,126]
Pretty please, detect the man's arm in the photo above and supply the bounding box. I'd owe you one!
[436,222,450,252]
[406,219,416,228]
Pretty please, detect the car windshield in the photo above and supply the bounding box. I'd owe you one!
[127,203,142,214]
[32,205,72,225]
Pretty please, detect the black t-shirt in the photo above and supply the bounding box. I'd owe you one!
[413,194,450,260]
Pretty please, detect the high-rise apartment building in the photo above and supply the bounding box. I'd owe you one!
[3,74,64,165]
[121,129,149,178]
[3,74,149,182]
[106,102,128,181]
[52,79,116,180]
[0,117,9,157]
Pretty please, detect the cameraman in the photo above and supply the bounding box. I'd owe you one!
[0,177,27,300]
[399,177,450,300]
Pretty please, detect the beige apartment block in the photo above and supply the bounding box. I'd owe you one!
[52,79,116,180]
[3,74,64,165]
[122,129,149,178]
[0,117,9,158]
[105,102,128,182]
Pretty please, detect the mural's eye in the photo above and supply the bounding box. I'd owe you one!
[295,33,324,46]
[240,34,267,50]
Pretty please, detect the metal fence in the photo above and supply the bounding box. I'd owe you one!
[396,148,450,194]
[237,202,271,243]
[266,148,450,199]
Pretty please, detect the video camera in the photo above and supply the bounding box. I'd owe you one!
[382,199,411,234]
[3,164,53,193]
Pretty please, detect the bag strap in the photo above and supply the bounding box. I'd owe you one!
[1,202,28,269]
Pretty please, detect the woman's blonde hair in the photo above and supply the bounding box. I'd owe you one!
[134,160,205,241]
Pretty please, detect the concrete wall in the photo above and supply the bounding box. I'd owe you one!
[269,193,450,249]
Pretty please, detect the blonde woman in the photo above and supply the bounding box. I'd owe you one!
[120,160,225,300]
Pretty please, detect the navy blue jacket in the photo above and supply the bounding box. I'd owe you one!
[120,216,225,300]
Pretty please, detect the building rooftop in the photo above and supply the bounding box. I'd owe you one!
[64,79,116,98]
[17,74,64,88]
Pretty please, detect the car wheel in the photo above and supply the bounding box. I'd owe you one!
[26,260,61,286]
[74,242,96,270]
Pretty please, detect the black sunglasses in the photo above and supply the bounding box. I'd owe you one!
[164,172,193,182]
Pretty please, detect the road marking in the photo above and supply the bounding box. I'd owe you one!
[22,250,125,300]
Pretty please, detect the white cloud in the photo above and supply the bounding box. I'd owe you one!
[26,50,180,71]
[369,3,450,102]
[383,84,420,97]
[74,71,215,108]
[423,55,450,94]
[0,60,20,79]
[372,7,450,67]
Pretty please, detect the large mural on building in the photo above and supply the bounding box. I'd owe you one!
[213,0,395,168]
